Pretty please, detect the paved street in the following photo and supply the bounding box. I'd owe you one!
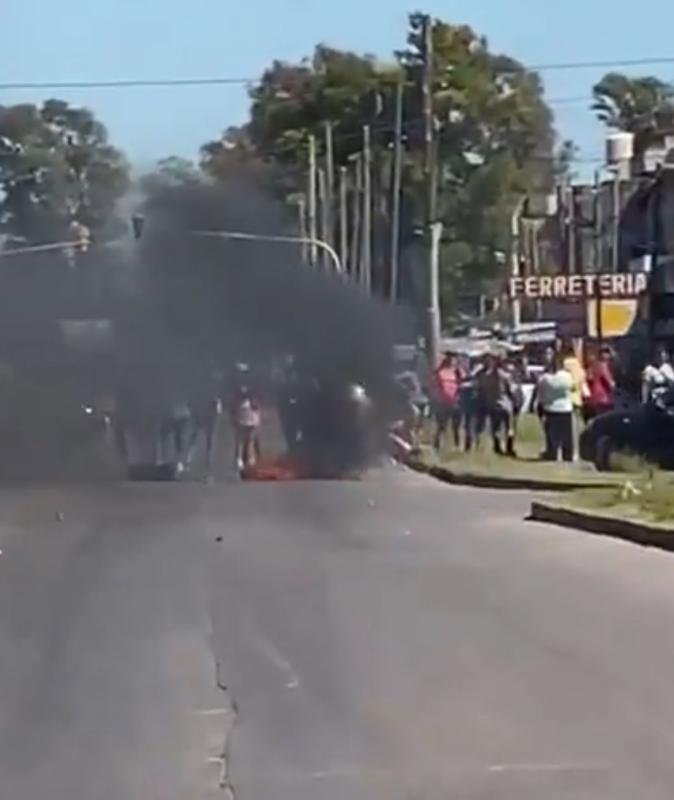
[3,461,674,798]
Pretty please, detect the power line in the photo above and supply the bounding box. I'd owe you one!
[1,55,674,92]
[0,77,252,90]
[533,55,674,71]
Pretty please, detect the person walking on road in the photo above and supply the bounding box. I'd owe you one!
[432,352,464,451]
[536,351,574,462]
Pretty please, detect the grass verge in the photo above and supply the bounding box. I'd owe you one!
[417,413,630,489]
[562,471,674,525]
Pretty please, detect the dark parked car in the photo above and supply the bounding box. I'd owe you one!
[580,389,674,470]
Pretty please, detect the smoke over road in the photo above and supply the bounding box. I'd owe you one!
[0,168,413,479]
[131,172,413,473]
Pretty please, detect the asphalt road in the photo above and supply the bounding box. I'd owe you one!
[3,457,674,798]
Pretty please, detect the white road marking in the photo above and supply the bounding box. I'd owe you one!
[256,635,301,689]
[487,761,609,774]
[194,707,231,717]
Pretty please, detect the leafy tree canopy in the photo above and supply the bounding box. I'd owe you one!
[202,14,560,311]
[0,99,129,244]
[140,155,203,197]
[592,72,674,155]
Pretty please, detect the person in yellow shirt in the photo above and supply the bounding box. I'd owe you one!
[561,339,587,458]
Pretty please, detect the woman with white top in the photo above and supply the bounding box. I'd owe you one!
[642,347,674,403]
[536,351,574,462]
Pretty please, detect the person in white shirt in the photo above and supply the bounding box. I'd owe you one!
[230,384,261,472]
[642,347,674,403]
[536,351,574,462]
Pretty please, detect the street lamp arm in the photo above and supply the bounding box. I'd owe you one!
[0,239,82,258]
[192,230,343,274]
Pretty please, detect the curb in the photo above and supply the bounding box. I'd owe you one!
[530,501,674,552]
[408,459,615,493]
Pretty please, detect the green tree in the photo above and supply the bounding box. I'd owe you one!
[592,72,674,154]
[398,14,557,309]
[0,99,129,244]
[140,155,203,196]
[201,14,558,315]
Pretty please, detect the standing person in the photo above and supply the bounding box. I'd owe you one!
[394,372,425,452]
[186,364,224,477]
[159,397,192,470]
[276,355,304,455]
[432,352,464,451]
[642,346,674,403]
[583,348,616,421]
[505,355,525,448]
[230,383,261,473]
[536,352,574,462]
[476,352,516,456]
[562,339,586,459]
[458,355,482,452]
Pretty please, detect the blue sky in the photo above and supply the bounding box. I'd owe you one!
[3,0,674,173]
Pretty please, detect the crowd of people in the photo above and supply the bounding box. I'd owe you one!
[111,361,264,477]
[398,339,674,465]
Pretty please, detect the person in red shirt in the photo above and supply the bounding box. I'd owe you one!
[433,351,464,451]
[583,347,616,422]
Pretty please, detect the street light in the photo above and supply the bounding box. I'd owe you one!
[191,230,344,274]
[0,239,84,258]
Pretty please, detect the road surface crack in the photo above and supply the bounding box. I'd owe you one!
[215,660,238,799]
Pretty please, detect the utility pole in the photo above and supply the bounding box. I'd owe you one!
[297,194,308,264]
[307,134,318,265]
[510,197,525,329]
[593,170,604,341]
[611,169,621,272]
[362,124,372,294]
[324,122,335,254]
[350,154,362,277]
[338,165,349,273]
[318,167,329,270]
[422,14,441,367]
[566,181,576,274]
[390,78,404,303]
[593,170,603,273]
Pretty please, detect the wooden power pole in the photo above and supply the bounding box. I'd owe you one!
[324,121,335,255]
[339,165,349,272]
[350,154,362,278]
[307,134,318,265]
[389,78,404,302]
[318,167,329,269]
[422,15,441,367]
[361,124,372,294]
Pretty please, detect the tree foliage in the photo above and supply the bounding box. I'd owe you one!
[202,15,558,313]
[140,155,203,197]
[592,72,674,154]
[0,99,129,244]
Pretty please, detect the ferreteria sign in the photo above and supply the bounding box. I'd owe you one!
[508,272,648,300]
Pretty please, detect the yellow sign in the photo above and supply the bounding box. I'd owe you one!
[586,299,639,338]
